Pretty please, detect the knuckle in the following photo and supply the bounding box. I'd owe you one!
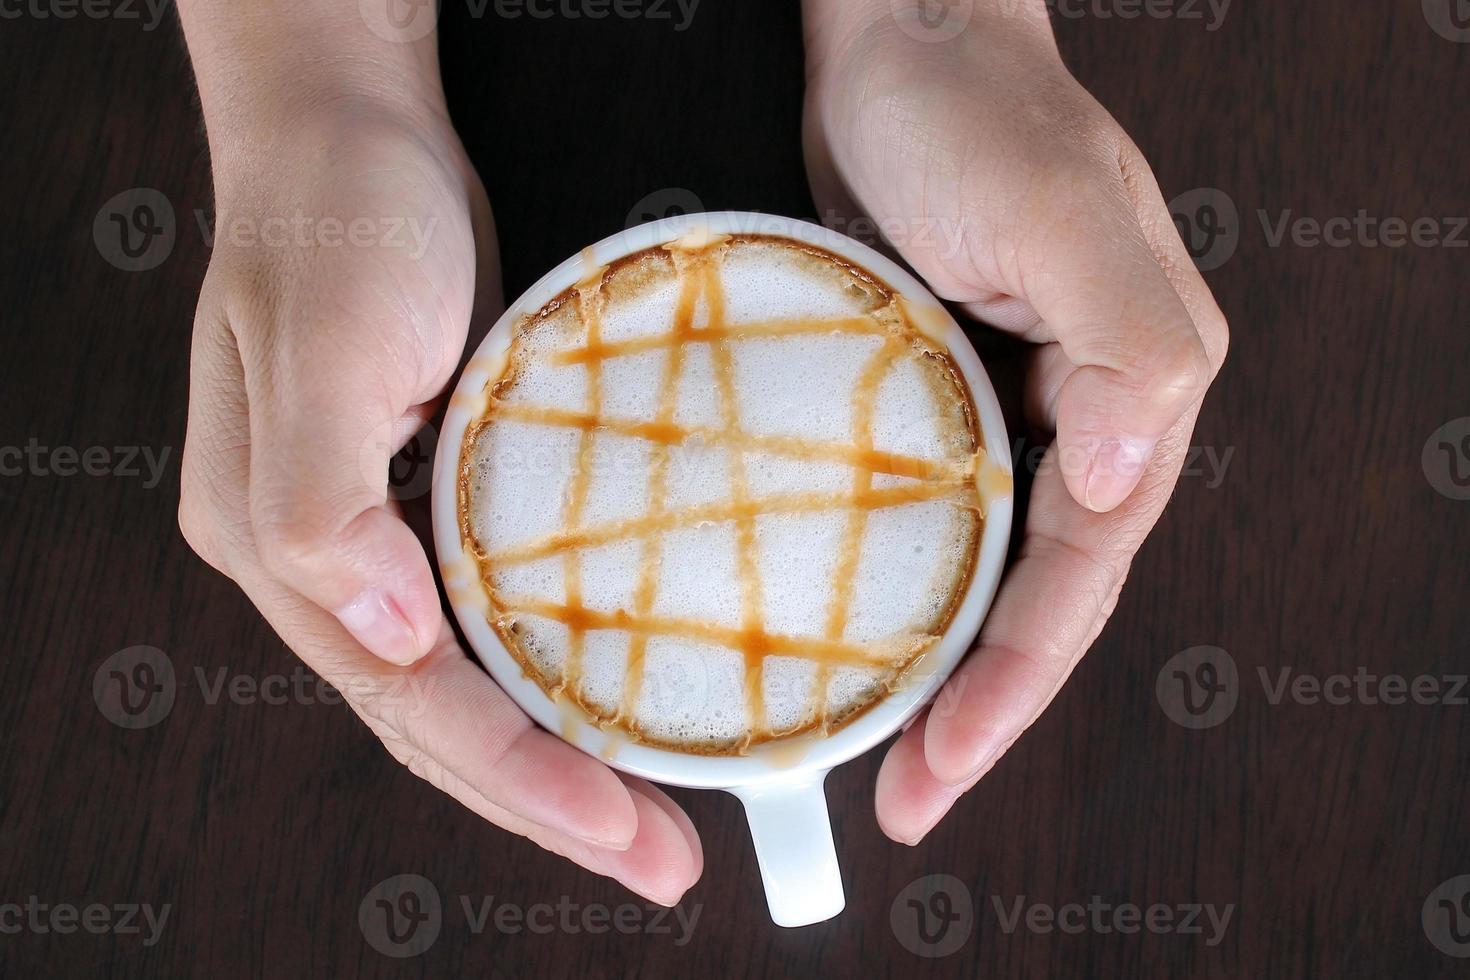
[1196,306,1231,371]
[1149,333,1214,403]
[251,506,330,578]
[177,491,226,574]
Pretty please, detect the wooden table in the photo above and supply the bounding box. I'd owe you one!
[3,1,1467,975]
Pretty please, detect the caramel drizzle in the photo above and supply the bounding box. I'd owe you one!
[497,597,921,667]
[558,254,605,695]
[467,235,981,749]
[486,480,967,567]
[700,252,768,732]
[616,248,699,724]
[491,402,964,483]
[550,315,886,366]
[817,337,902,729]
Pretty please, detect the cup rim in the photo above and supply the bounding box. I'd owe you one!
[431,211,1013,790]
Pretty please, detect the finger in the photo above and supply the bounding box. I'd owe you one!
[1019,154,1217,513]
[1023,341,1071,434]
[446,769,703,906]
[617,776,705,884]
[465,782,703,909]
[579,779,704,906]
[1114,143,1230,375]
[906,418,1194,793]
[874,711,966,845]
[241,581,643,850]
[235,273,447,666]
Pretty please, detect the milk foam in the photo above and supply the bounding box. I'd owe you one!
[462,236,980,752]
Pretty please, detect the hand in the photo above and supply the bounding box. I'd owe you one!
[802,1,1229,841]
[176,95,701,904]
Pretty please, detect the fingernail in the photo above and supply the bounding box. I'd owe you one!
[899,788,968,846]
[335,589,423,665]
[645,887,687,908]
[945,745,1002,788]
[1083,437,1156,512]
[577,829,636,851]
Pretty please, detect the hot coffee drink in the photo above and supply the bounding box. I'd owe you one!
[455,230,987,754]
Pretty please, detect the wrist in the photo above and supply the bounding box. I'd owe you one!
[177,0,450,186]
[802,0,1055,77]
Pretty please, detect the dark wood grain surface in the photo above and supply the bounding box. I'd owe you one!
[3,1,1468,975]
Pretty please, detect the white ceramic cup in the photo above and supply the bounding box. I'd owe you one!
[432,211,1013,928]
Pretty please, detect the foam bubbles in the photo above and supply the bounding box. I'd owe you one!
[635,638,749,747]
[732,334,884,442]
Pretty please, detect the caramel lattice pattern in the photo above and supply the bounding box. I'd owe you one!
[461,235,982,749]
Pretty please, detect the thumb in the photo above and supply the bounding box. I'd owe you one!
[239,303,446,666]
[1022,174,1217,512]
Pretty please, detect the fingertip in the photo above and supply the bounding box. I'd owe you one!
[619,776,704,883]
[305,507,443,665]
[920,685,1000,788]
[599,783,701,907]
[334,588,427,666]
[501,730,641,850]
[1081,436,1156,512]
[875,719,962,846]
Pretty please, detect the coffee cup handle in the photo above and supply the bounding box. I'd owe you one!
[731,772,845,927]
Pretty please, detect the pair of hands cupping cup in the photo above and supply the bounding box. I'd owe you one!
[433,212,1014,926]
[174,0,1229,934]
